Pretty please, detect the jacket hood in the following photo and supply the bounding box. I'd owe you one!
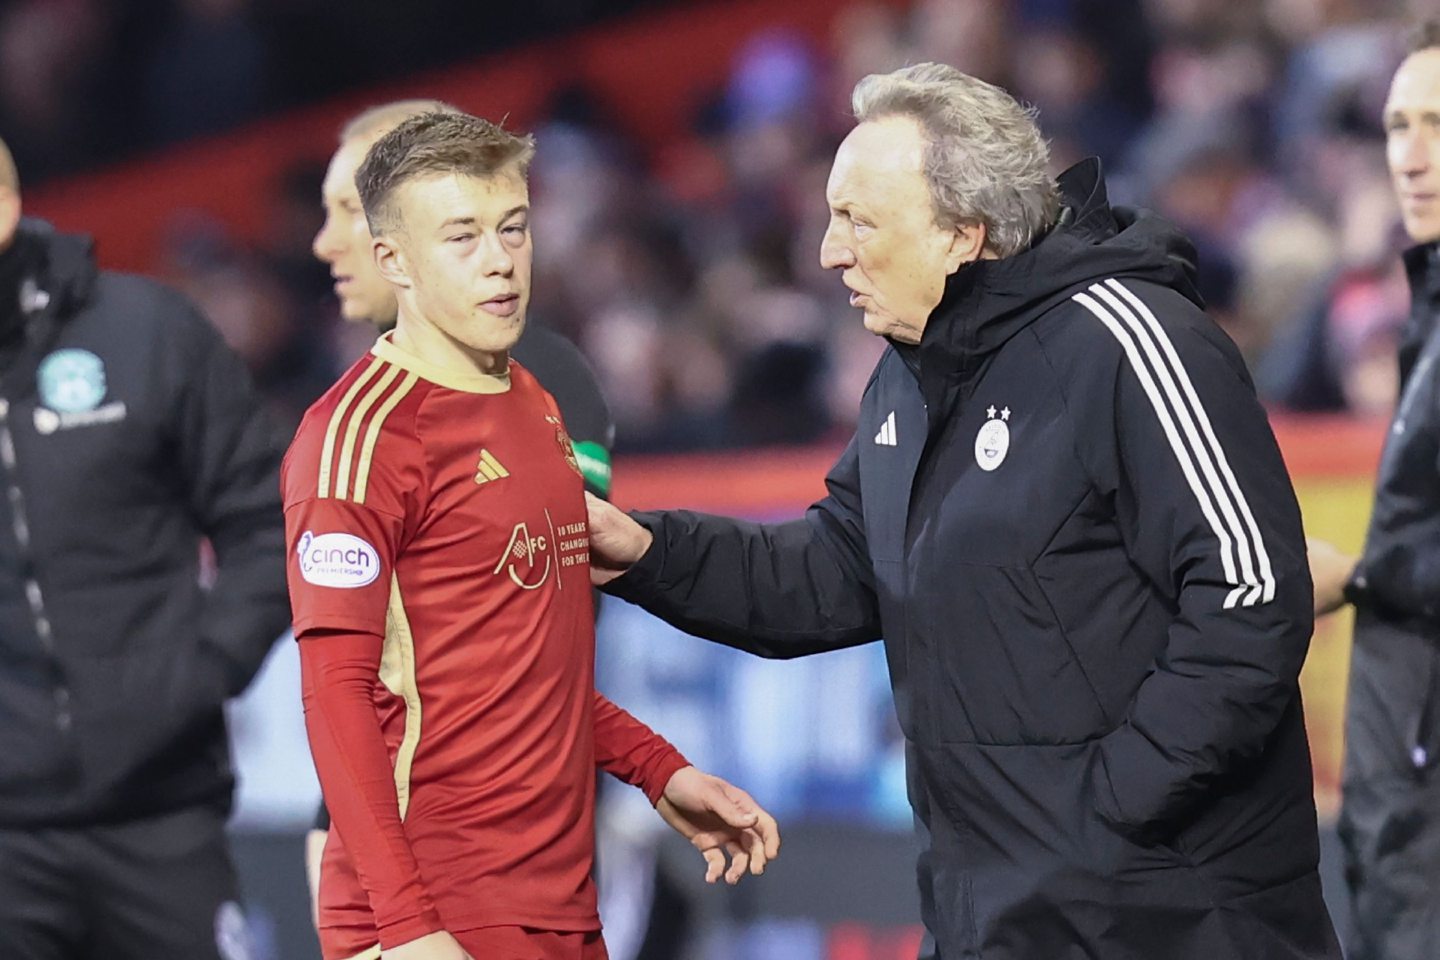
[0,219,98,398]
[907,158,1203,405]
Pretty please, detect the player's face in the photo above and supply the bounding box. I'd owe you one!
[819,116,973,345]
[1387,49,1440,245]
[382,168,532,357]
[313,136,399,325]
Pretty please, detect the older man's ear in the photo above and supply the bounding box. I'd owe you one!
[945,221,993,275]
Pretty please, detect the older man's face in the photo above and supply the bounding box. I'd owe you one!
[1387,48,1440,245]
[820,116,960,344]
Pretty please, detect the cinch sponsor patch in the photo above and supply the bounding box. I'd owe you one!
[297,531,380,588]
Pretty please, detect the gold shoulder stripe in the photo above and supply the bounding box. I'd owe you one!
[318,358,384,499]
[339,946,380,960]
[353,372,419,505]
[333,363,402,501]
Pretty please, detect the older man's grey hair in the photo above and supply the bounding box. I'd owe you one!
[852,63,1059,258]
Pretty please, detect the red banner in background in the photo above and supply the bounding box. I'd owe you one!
[27,0,908,276]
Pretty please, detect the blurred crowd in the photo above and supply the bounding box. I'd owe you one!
[11,0,1428,451]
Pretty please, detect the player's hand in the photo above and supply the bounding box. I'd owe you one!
[586,492,653,586]
[381,931,473,960]
[1308,537,1356,617]
[656,765,781,885]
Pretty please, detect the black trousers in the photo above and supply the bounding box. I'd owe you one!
[1339,607,1440,960]
[0,804,250,960]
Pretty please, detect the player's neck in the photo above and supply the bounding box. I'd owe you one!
[391,313,509,378]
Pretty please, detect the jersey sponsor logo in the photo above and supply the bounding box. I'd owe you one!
[38,348,107,413]
[494,519,553,590]
[975,405,1011,471]
[297,531,380,588]
[474,448,510,485]
[493,509,590,590]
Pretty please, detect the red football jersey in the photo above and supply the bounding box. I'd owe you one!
[283,334,671,958]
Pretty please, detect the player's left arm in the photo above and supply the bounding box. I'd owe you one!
[655,764,781,885]
[593,693,779,883]
[551,337,782,879]
[172,299,290,701]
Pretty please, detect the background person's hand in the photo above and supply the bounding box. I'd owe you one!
[586,492,654,586]
[656,765,781,884]
[381,931,473,960]
[1308,537,1357,617]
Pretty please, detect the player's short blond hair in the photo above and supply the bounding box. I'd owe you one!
[355,111,535,236]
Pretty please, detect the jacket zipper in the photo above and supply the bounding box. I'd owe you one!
[0,398,71,732]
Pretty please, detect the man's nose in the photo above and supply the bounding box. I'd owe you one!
[1397,129,1431,176]
[313,219,340,262]
[819,225,855,270]
[479,235,515,275]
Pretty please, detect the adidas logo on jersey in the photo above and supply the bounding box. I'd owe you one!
[474,449,510,485]
[874,411,898,446]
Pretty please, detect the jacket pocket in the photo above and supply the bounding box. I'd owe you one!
[925,561,1110,745]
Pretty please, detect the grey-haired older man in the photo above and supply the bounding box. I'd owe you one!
[588,62,1341,959]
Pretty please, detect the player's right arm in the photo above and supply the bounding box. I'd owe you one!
[283,380,449,953]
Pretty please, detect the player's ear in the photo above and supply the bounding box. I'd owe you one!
[372,234,412,289]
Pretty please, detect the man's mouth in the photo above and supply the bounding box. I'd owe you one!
[480,294,521,317]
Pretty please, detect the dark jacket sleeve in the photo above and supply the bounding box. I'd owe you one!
[1349,524,1440,622]
[172,301,290,698]
[1344,287,1440,619]
[1076,292,1314,841]
[602,435,881,658]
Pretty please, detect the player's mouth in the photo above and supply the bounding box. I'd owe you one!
[480,294,521,317]
[332,274,355,293]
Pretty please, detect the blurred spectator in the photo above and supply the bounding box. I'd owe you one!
[144,0,266,145]
[0,0,114,178]
[159,213,338,433]
[0,134,289,959]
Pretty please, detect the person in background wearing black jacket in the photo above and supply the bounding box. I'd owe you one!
[0,137,289,958]
[588,63,1343,959]
[303,101,777,945]
[1309,21,1440,960]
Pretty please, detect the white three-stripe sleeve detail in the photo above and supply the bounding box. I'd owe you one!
[1089,281,1266,608]
[1107,279,1276,603]
[1072,290,1243,606]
